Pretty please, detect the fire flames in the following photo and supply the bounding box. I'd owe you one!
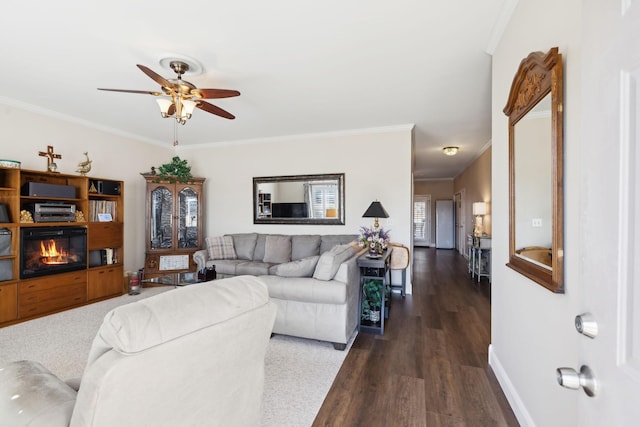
[40,239,69,265]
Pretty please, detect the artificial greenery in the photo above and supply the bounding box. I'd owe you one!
[362,279,382,310]
[156,156,193,183]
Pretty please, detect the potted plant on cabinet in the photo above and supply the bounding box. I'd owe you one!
[362,279,382,324]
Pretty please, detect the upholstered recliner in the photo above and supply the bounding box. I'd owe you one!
[0,276,277,427]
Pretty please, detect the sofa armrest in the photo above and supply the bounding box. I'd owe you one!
[193,249,208,271]
[338,249,366,338]
[0,360,77,427]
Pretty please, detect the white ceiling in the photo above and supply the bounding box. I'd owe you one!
[0,0,511,179]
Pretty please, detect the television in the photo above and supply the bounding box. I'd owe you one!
[272,202,309,218]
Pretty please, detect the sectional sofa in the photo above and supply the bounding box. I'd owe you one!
[193,233,363,350]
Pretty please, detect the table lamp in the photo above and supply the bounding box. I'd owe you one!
[362,201,389,229]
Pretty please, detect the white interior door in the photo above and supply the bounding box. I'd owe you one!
[578,1,640,424]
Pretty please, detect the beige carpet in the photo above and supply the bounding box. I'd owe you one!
[0,286,354,427]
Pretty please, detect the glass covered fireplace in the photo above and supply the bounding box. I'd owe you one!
[20,227,87,279]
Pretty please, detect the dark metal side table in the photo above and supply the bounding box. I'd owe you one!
[357,249,392,335]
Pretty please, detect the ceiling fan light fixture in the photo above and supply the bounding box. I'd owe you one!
[181,99,197,119]
[443,146,459,156]
[156,98,173,118]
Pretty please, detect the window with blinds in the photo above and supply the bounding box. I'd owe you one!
[414,201,426,239]
[413,195,432,246]
[308,182,338,218]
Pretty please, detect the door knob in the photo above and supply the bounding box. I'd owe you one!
[575,313,598,338]
[556,365,597,397]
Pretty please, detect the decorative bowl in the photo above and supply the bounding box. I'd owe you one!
[0,159,20,169]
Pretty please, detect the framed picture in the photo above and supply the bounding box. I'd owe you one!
[97,213,113,222]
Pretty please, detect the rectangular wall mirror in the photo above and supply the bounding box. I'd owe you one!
[253,173,345,225]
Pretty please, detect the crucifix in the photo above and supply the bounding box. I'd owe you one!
[38,145,62,172]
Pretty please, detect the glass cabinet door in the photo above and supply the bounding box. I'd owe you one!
[150,186,173,249]
[178,187,199,249]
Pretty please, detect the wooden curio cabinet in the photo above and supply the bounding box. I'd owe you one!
[142,174,205,278]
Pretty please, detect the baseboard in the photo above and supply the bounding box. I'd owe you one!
[488,344,536,427]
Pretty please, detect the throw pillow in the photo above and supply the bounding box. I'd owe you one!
[230,233,258,260]
[273,255,320,277]
[263,235,292,264]
[205,235,237,260]
[313,243,356,281]
[291,235,321,260]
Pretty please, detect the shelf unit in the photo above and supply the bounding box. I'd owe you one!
[257,192,271,218]
[357,250,392,335]
[0,166,124,327]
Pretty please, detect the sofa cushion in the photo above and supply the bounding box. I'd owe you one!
[313,243,356,281]
[260,275,347,305]
[320,234,358,253]
[263,235,292,264]
[290,235,321,260]
[252,234,268,261]
[236,261,272,276]
[206,235,237,260]
[270,255,320,277]
[93,276,271,354]
[206,259,245,275]
[230,233,258,260]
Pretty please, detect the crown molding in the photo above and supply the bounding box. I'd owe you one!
[485,0,520,55]
[0,96,165,147]
[176,124,416,151]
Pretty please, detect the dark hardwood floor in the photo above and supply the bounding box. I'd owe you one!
[313,247,519,427]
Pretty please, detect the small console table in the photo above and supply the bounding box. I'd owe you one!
[468,235,491,283]
[357,249,392,335]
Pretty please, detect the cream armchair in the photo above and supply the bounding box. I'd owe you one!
[0,276,276,427]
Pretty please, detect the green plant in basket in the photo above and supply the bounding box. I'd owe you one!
[363,279,383,323]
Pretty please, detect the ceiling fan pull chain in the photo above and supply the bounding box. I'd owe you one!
[173,119,179,146]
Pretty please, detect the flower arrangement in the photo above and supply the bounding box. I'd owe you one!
[358,226,390,255]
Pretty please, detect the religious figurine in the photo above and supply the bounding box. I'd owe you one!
[38,145,61,173]
[76,152,92,176]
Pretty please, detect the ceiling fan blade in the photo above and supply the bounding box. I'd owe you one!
[137,64,172,88]
[98,88,163,96]
[191,88,241,99]
[196,101,235,119]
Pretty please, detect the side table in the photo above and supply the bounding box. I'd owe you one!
[357,249,392,335]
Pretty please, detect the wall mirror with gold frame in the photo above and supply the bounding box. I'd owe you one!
[503,47,564,293]
[253,173,345,225]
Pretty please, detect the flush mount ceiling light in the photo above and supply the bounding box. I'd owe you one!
[442,146,459,156]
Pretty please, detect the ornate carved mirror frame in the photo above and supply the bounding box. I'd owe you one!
[503,47,564,293]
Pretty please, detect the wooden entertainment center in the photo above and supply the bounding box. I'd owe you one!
[0,166,124,327]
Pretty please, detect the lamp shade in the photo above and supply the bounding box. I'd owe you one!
[362,201,389,219]
[156,98,173,115]
[181,99,197,117]
[472,202,487,216]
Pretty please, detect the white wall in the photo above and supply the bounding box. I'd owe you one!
[490,0,581,426]
[0,103,174,273]
[178,125,414,291]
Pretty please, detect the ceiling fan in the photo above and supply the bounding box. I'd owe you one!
[98,60,240,123]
